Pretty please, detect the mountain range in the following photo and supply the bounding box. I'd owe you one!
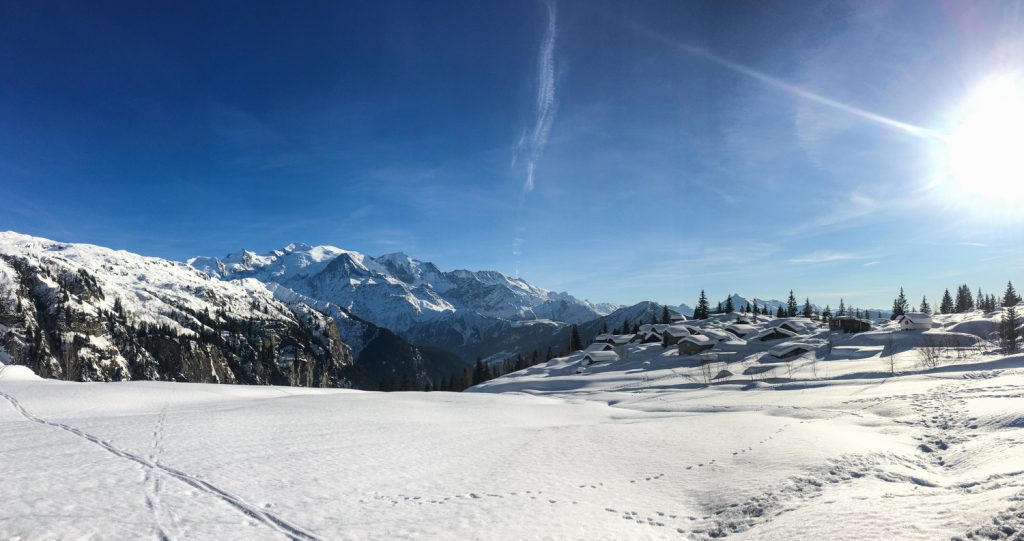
[188,243,618,361]
[0,232,891,389]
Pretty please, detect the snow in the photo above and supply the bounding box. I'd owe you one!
[187,241,616,337]
[0,231,303,338]
[2,310,1023,539]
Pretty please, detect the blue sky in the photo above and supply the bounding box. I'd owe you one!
[2,0,1023,310]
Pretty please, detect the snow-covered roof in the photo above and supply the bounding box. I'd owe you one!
[582,351,620,364]
[663,325,691,337]
[584,342,614,353]
[652,324,670,333]
[768,341,817,357]
[777,318,818,333]
[900,312,933,324]
[755,327,796,340]
[725,323,756,336]
[681,334,713,345]
[702,329,732,341]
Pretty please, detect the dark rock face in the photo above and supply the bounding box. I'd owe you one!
[0,252,353,387]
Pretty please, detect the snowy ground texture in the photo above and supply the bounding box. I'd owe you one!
[2,311,1023,540]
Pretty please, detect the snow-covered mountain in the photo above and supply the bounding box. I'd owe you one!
[189,243,618,358]
[0,232,354,386]
[0,232,463,390]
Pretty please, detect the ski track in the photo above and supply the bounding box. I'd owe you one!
[0,390,321,541]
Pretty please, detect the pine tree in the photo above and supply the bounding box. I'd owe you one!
[821,305,832,322]
[716,302,723,314]
[745,302,752,314]
[940,289,954,314]
[600,321,608,334]
[752,300,758,316]
[694,290,710,320]
[662,305,671,324]
[1004,281,1021,307]
[786,290,798,317]
[569,324,583,351]
[725,295,734,314]
[919,295,931,315]
[802,298,813,318]
[955,284,974,313]
[837,299,846,317]
[622,317,630,335]
[472,358,486,385]
[890,288,909,320]
[776,305,786,318]
[1001,305,1019,353]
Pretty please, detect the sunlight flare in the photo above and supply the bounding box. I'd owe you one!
[944,73,1024,200]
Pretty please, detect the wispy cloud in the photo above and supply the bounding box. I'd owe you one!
[786,192,882,234]
[863,261,879,267]
[512,0,558,194]
[511,0,558,273]
[788,250,875,264]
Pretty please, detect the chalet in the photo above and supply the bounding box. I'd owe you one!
[608,335,633,346]
[779,318,818,335]
[829,316,872,334]
[701,328,733,342]
[581,350,620,366]
[661,325,691,345]
[639,332,663,344]
[670,313,688,323]
[724,323,757,339]
[678,334,714,355]
[584,342,614,353]
[594,334,633,346]
[769,343,813,359]
[756,327,797,342]
[897,313,932,331]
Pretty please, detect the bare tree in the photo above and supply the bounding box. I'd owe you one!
[885,334,898,375]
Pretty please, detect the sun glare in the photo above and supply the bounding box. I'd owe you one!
[945,73,1024,201]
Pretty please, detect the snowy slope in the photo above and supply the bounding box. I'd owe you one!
[2,309,1023,539]
[0,232,352,386]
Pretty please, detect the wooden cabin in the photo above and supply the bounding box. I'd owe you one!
[757,327,797,342]
[678,334,714,355]
[896,313,932,331]
[828,316,872,334]
[581,350,620,366]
